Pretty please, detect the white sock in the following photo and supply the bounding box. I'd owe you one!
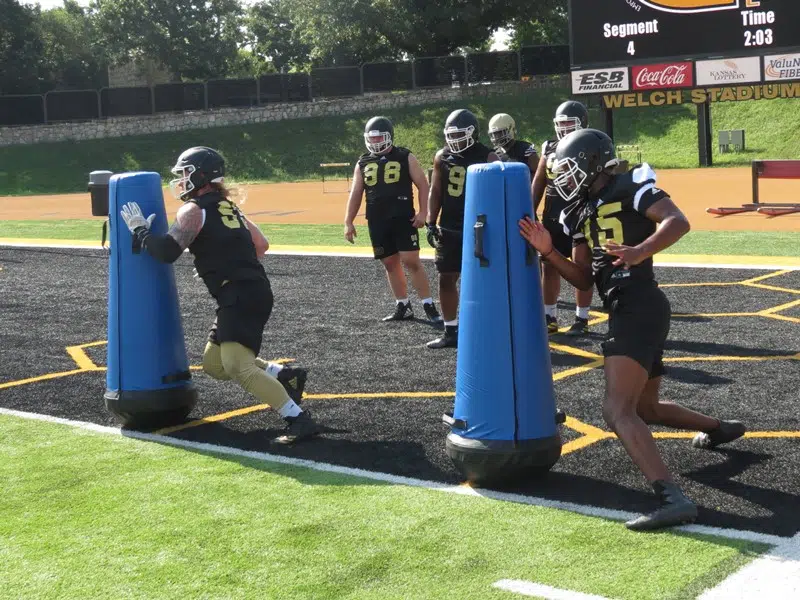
[545,304,557,318]
[444,319,458,327]
[265,362,284,378]
[396,298,409,305]
[278,399,302,419]
[422,298,433,305]
[576,306,590,320]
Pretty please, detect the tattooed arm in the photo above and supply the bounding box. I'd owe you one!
[130,202,202,263]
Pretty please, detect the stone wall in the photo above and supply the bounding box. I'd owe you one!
[0,76,569,147]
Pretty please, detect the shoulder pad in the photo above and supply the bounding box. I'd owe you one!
[631,162,657,185]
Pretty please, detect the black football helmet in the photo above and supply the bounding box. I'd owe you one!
[552,128,618,203]
[364,116,394,155]
[170,146,225,201]
[444,109,479,154]
[554,100,589,140]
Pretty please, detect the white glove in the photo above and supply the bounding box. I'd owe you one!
[120,202,156,234]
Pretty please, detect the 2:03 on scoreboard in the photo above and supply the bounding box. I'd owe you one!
[568,0,800,69]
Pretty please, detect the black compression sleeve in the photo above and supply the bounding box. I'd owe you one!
[133,227,184,263]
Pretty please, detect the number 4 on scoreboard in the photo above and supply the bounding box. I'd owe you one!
[627,41,635,56]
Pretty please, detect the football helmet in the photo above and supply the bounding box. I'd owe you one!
[554,101,589,140]
[169,147,225,201]
[444,109,479,154]
[364,116,394,155]
[552,128,618,203]
[488,113,516,150]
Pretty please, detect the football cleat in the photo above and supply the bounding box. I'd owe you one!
[692,420,746,450]
[546,315,559,334]
[277,366,308,404]
[274,410,323,445]
[423,302,444,324]
[383,302,413,322]
[427,325,458,349]
[625,481,698,532]
[564,317,589,337]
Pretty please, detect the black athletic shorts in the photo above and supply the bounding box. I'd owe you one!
[601,282,670,379]
[542,217,573,260]
[208,279,274,355]
[367,215,420,260]
[434,228,464,274]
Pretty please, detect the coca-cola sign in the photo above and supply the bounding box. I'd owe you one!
[632,62,693,91]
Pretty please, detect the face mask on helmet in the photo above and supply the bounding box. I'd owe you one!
[489,128,513,149]
[444,125,475,154]
[554,116,583,140]
[552,157,588,203]
[364,130,392,154]
[170,164,197,201]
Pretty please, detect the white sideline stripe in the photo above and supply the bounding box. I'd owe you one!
[493,580,611,599]
[0,240,797,270]
[0,406,789,547]
[697,533,800,600]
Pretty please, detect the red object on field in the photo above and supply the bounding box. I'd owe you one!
[707,159,800,217]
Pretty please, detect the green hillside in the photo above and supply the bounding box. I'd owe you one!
[1,86,799,196]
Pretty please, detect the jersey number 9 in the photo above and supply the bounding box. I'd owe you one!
[447,166,466,197]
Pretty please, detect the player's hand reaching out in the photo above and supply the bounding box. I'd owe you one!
[519,216,554,257]
[604,241,645,269]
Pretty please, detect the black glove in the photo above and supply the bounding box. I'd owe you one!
[426,223,441,249]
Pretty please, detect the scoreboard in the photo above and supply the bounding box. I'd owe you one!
[569,0,800,69]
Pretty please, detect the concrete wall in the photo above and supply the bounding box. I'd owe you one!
[0,76,569,147]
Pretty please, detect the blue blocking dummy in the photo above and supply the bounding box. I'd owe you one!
[444,162,563,487]
[105,172,197,427]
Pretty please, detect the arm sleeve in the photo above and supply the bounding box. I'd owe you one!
[133,228,184,263]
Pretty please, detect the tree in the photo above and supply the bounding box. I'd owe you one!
[371,0,525,57]
[507,1,569,49]
[245,0,311,72]
[38,1,107,90]
[0,0,45,94]
[91,0,243,81]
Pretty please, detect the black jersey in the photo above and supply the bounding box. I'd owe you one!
[357,146,414,220]
[438,142,493,231]
[562,164,668,302]
[188,191,267,297]
[497,140,537,167]
[541,139,568,220]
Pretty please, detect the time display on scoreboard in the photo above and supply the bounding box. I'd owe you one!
[569,0,800,69]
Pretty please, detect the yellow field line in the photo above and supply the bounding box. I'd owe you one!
[758,298,800,315]
[563,416,610,438]
[66,345,99,370]
[740,270,794,285]
[765,313,800,324]
[553,359,605,381]
[155,403,272,435]
[742,282,800,295]
[672,312,759,318]
[0,369,88,390]
[549,342,602,360]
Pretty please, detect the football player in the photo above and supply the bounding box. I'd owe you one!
[344,116,442,324]
[119,146,323,445]
[426,109,499,349]
[531,101,594,336]
[519,129,746,531]
[488,113,538,177]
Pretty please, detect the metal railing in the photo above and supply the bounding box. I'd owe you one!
[0,45,569,127]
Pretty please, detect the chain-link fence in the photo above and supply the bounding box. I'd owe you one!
[0,45,569,126]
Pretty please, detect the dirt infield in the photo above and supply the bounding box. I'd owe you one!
[1,167,799,231]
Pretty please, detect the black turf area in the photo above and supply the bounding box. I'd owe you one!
[1,247,798,536]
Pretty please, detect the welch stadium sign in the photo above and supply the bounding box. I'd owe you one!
[602,82,800,108]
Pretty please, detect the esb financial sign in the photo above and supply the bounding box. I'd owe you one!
[572,68,629,95]
[632,62,693,91]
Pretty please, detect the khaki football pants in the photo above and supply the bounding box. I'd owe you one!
[202,341,290,410]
